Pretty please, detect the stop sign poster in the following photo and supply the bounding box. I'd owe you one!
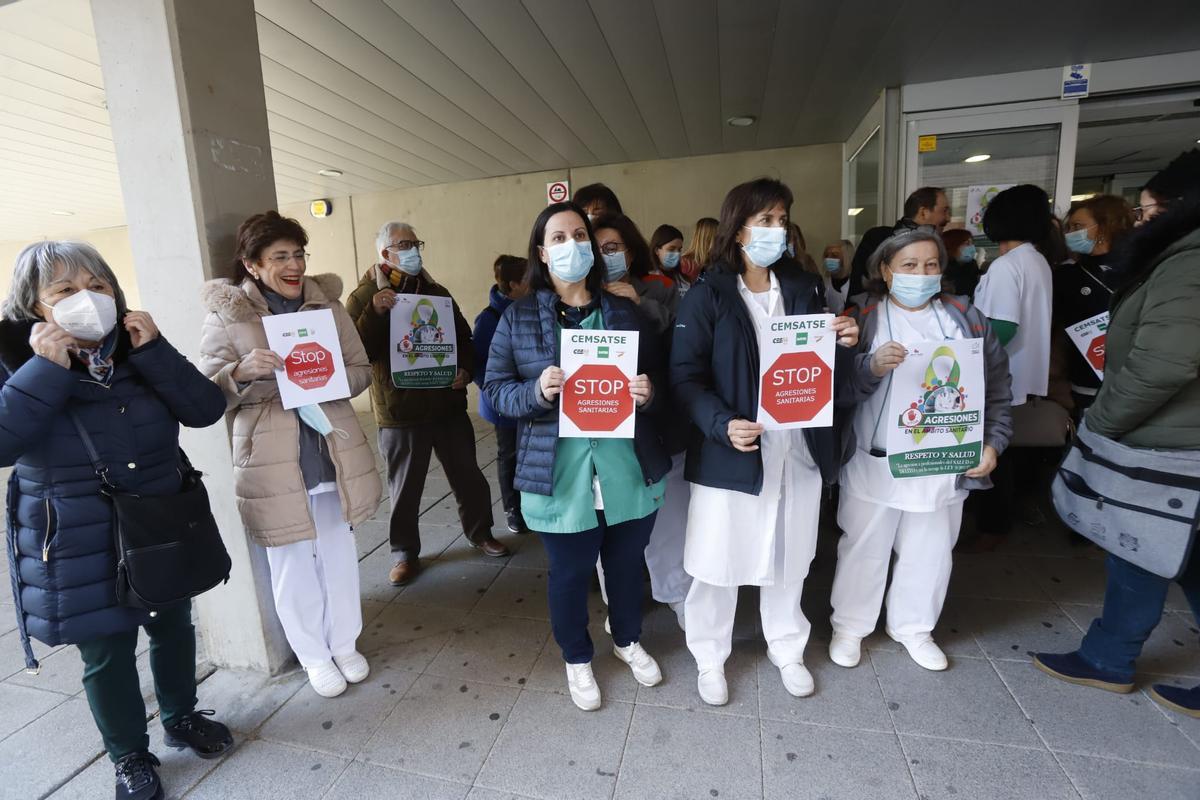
[756,314,836,430]
[885,338,985,479]
[559,329,639,439]
[1065,311,1108,380]
[262,308,352,411]
[390,294,458,389]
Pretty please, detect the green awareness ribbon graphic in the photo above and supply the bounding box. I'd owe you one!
[910,345,968,445]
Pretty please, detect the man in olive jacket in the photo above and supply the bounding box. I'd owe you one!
[347,221,509,587]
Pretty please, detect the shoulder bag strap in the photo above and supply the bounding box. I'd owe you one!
[67,409,115,489]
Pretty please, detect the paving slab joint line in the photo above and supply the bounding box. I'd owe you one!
[870,651,923,797]
[36,749,107,800]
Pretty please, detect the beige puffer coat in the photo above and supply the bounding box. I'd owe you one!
[199,274,381,547]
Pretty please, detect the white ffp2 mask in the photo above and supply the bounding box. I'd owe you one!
[50,290,118,341]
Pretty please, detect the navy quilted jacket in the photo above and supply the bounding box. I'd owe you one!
[483,289,670,496]
[1,319,225,669]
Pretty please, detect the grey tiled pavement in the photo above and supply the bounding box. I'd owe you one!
[2,413,1198,799]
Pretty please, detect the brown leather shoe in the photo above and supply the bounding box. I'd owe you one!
[389,559,420,586]
[472,537,511,558]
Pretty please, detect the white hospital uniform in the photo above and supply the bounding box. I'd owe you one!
[644,454,693,605]
[265,483,363,669]
[831,298,967,641]
[973,242,1052,406]
[684,272,824,670]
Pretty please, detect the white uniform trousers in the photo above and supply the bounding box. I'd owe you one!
[265,489,363,669]
[685,579,808,671]
[830,495,963,640]
[644,454,692,605]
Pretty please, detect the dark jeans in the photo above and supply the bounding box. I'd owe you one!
[379,413,494,562]
[78,600,197,762]
[494,424,519,513]
[1078,549,1200,681]
[538,511,657,663]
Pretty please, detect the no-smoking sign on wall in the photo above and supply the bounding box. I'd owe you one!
[546,180,570,205]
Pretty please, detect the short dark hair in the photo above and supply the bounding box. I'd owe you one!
[903,186,944,220]
[648,224,684,272]
[1144,148,1200,203]
[982,184,1054,253]
[711,178,794,274]
[525,201,605,297]
[593,214,653,279]
[232,210,309,281]
[571,183,623,216]
[493,254,528,296]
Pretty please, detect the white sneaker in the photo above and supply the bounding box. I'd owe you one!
[565,662,602,711]
[890,632,948,671]
[613,641,663,687]
[778,663,815,697]
[829,633,862,668]
[333,651,370,684]
[306,661,347,698]
[668,601,686,632]
[697,668,728,706]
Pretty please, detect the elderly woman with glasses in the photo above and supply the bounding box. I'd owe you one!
[1,242,232,800]
[199,211,381,700]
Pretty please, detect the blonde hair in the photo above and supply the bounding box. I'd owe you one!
[683,217,719,267]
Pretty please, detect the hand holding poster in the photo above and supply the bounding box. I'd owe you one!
[262,308,352,411]
[390,294,458,388]
[886,338,985,478]
[559,329,640,439]
[756,314,836,430]
[1066,311,1108,380]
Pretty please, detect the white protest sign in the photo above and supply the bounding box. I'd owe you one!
[559,328,639,439]
[1066,311,1108,380]
[262,308,352,411]
[756,313,836,430]
[390,294,458,389]
[965,183,1015,237]
[886,338,986,478]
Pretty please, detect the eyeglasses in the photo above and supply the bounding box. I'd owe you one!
[1132,203,1165,222]
[388,240,425,252]
[599,242,627,256]
[265,251,309,266]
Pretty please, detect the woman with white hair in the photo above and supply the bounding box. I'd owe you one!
[1,241,232,800]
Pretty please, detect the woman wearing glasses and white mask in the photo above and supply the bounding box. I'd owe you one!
[199,211,381,699]
[592,214,676,334]
[829,228,1012,672]
[671,178,860,706]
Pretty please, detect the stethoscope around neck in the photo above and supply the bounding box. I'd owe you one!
[867,297,951,457]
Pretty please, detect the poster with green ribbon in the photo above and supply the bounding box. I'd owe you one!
[389,294,458,388]
[885,338,985,478]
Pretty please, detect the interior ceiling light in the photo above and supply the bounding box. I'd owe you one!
[317,168,344,177]
[1070,193,1096,202]
[847,208,864,216]
[50,210,74,216]
[964,154,991,163]
[726,115,756,127]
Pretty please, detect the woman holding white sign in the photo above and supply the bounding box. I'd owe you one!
[670,178,860,706]
[484,202,671,712]
[830,228,1012,671]
[199,211,381,699]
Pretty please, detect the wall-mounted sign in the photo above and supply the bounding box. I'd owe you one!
[309,199,333,218]
[1061,64,1090,99]
[917,135,937,153]
[546,180,570,205]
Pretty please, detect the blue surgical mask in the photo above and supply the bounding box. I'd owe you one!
[823,257,841,273]
[545,239,594,284]
[603,251,628,282]
[1065,228,1095,255]
[661,250,681,269]
[392,247,422,275]
[958,244,977,263]
[297,404,333,435]
[742,226,787,268]
[889,273,942,308]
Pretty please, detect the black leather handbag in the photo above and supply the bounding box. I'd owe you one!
[70,413,231,611]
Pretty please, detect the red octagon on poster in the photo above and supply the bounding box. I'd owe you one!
[562,364,633,432]
[286,342,335,390]
[1086,334,1107,374]
[760,351,831,425]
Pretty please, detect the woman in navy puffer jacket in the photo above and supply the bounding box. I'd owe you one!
[2,242,231,800]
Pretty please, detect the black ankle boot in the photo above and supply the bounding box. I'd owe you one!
[162,709,233,759]
[114,751,163,800]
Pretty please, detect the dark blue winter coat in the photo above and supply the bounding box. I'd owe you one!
[669,261,855,495]
[1,320,226,669]
[483,288,670,496]
[472,285,515,427]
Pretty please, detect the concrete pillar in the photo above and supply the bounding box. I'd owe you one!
[91,0,293,673]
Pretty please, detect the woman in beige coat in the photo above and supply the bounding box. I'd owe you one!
[199,211,381,698]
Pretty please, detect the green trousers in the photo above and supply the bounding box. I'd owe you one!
[77,600,197,762]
